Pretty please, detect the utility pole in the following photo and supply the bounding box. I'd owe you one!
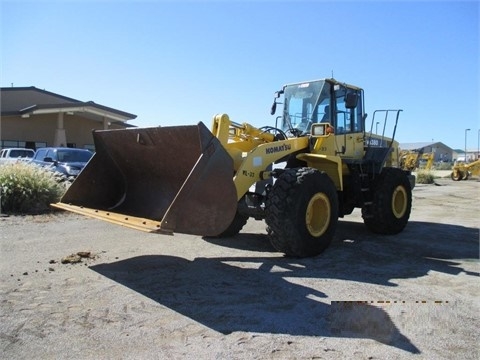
[465,128,471,162]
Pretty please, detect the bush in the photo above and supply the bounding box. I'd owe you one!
[416,170,435,184]
[0,162,67,213]
[434,162,453,170]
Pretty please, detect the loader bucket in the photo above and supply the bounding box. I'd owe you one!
[52,122,238,236]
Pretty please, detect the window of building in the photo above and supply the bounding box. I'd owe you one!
[1,140,46,150]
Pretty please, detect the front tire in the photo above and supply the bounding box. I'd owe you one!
[213,211,248,237]
[363,168,412,234]
[451,170,463,181]
[265,168,338,257]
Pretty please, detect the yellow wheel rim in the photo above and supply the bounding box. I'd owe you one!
[451,171,460,181]
[392,185,408,218]
[306,193,331,237]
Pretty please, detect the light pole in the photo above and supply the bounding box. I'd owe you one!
[376,122,379,134]
[465,128,470,162]
[477,129,479,160]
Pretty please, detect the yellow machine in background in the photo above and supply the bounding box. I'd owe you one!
[400,149,434,171]
[53,78,414,257]
[421,152,435,170]
[399,150,418,171]
[451,159,480,181]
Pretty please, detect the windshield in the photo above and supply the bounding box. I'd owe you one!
[281,80,330,135]
[57,150,93,163]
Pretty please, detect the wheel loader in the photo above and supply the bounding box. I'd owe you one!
[53,78,415,257]
[451,159,480,181]
[400,149,434,171]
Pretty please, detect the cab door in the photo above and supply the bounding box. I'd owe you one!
[333,87,364,158]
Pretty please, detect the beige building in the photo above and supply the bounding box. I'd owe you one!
[0,86,137,151]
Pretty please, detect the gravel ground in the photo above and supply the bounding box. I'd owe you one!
[0,176,479,359]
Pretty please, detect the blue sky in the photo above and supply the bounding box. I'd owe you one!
[1,1,479,150]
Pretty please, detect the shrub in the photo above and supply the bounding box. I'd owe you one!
[0,162,67,213]
[416,170,435,184]
[434,162,453,170]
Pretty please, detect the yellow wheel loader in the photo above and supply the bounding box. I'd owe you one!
[53,78,415,257]
[451,159,480,181]
[400,149,434,171]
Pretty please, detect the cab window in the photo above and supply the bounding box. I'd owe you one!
[334,88,363,133]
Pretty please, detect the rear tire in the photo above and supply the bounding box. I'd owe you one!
[265,168,338,257]
[363,168,412,234]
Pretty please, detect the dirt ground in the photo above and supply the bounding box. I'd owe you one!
[1,175,479,359]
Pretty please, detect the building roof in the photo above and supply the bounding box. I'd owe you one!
[1,86,137,123]
[399,141,452,151]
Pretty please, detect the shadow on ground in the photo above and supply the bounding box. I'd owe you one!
[91,254,420,353]
[205,220,479,286]
[90,220,478,354]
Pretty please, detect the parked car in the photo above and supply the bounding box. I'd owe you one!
[0,148,35,164]
[31,147,94,177]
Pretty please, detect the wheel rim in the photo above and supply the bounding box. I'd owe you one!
[306,193,331,237]
[451,171,460,181]
[392,185,408,219]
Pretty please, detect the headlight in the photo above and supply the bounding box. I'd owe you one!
[311,124,326,136]
[66,167,80,176]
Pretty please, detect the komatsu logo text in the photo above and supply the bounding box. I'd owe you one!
[266,143,291,154]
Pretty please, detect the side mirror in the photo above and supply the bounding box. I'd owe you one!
[43,157,58,166]
[345,93,358,109]
[270,89,283,115]
[270,101,277,115]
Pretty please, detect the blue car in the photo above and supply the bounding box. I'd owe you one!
[32,147,94,177]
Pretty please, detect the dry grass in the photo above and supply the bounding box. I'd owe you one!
[0,162,67,213]
[415,170,435,184]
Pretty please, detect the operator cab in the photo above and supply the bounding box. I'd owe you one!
[271,78,365,137]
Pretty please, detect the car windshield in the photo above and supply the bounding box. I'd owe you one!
[282,80,330,134]
[57,150,93,163]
